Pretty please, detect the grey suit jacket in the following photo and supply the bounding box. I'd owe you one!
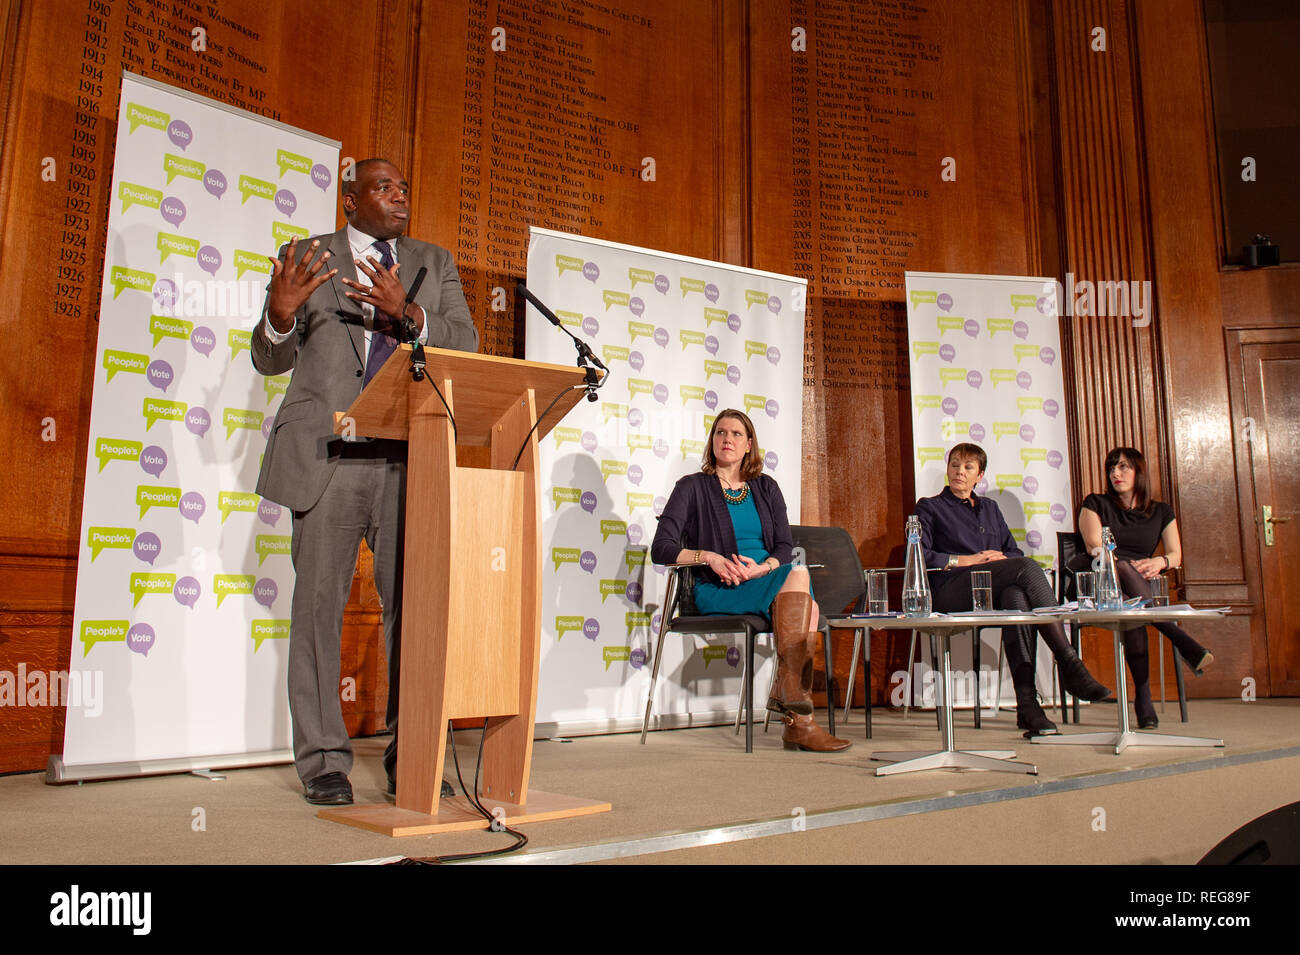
[251,227,479,511]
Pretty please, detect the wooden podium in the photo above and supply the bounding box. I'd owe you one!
[318,345,612,836]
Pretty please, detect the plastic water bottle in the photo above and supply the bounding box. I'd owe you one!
[902,515,932,617]
[1097,526,1122,611]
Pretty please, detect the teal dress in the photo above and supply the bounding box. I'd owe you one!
[693,491,795,615]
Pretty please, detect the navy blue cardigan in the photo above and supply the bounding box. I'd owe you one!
[651,471,795,584]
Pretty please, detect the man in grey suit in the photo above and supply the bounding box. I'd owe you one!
[251,158,479,805]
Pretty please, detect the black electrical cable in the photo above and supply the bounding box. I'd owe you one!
[508,383,587,471]
[422,373,458,444]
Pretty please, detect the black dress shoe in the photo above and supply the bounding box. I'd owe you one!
[304,771,353,806]
[1015,696,1059,737]
[386,777,456,798]
[1136,707,1159,730]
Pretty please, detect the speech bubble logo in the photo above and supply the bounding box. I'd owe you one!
[218,490,260,523]
[174,575,200,609]
[222,407,264,439]
[80,619,128,655]
[582,261,600,282]
[599,520,627,544]
[253,499,281,528]
[627,434,653,455]
[146,359,174,394]
[968,423,986,441]
[156,231,199,264]
[654,496,667,516]
[255,534,291,566]
[628,320,655,342]
[599,578,627,603]
[233,249,272,278]
[581,316,599,337]
[555,254,584,277]
[628,351,645,373]
[550,487,580,510]
[1047,450,1064,470]
[275,148,311,178]
[679,329,705,351]
[628,647,646,669]
[110,265,156,300]
[274,188,297,217]
[553,427,580,449]
[167,118,193,150]
[1026,529,1042,549]
[941,397,959,416]
[962,319,980,339]
[1050,503,1067,522]
[87,526,135,561]
[764,450,778,471]
[601,402,629,423]
[1020,424,1036,442]
[190,324,215,356]
[966,370,983,389]
[628,267,655,290]
[1020,448,1048,467]
[1012,320,1030,340]
[579,550,597,574]
[272,221,310,247]
[142,397,186,430]
[652,383,669,405]
[627,408,644,428]
[765,345,781,367]
[700,283,718,304]
[1022,475,1040,494]
[575,618,597,643]
[938,343,956,363]
[654,274,669,294]
[250,619,289,652]
[1040,346,1056,365]
[555,615,584,640]
[118,182,164,216]
[679,384,705,407]
[551,547,580,572]
[579,490,597,513]
[130,571,176,607]
[1010,293,1038,313]
[910,289,938,310]
[626,611,651,636]
[702,334,720,356]
[726,365,741,385]
[103,349,148,384]
[767,295,781,315]
[237,174,275,204]
[96,438,142,472]
[310,162,332,190]
[127,623,157,656]
[126,102,169,134]
[132,531,161,565]
[936,292,953,311]
[626,493,653,513]
[765,399,780,419]
[702,646,728,669]
[150,315,193,349]
[703,390,718,410]
[625,581,644,608]
[581,431,598,452]
[682,277,706,298]
[912,341,940,362]
[602,647,631,670]
[1025,502,1051,519]
[917,447,946,466]
[197,244,222,276]
[185,406,211,438]
[1016,396,1045,417]
[203,168,228,198]
[627,463,644,486]
[163,153,204,185]
[993,421,1020,443]
[159,195,186,227]
[703,307,729,328]
[179,490,206,523]
[253,577,278,609]
[653,327,669,348]
[937,315,963,336]
[1016,371,1032,390]
[213,573,254,606]
[629,296,645,317]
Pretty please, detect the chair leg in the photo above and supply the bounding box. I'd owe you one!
[844,631,860,722]
[931,634,942,731]
[745,629,755,753]
[973,628,982,729]
[822,625,837,738]
[1071,625,1081,723]
[995,640,1005,716]
[734,641,748,735]
[1158,634,1167,713]
[1174,647,1189,723]
[903,630,918,721]
[640,625,670,743]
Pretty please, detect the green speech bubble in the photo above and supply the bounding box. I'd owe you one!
[1024,501,1052,519]
[987,318,1014,337]
[600,519,627,543]
[126,102,169,134]
[555,309,583,328]
[156,232,199,264]
[703,645,729,668]
[1020,448,1048,467]
[993,421,1020,442]
[103,349,148,383]
[990,369,1018,388]
[237,173,275,204]
[1016,396,1045,416]
[743,394,767,414]
[602,646,631,670]
[743,289,768,308]
[626,611,651,636]
[627,434,653,454]
[599,578,628,602]
[255,534,291,566]
[601,402,628,422]
[263,375,291,404]
[744,340,768,360]
[551,547,581,572]
[1030,554,1055,572]
[911,341,940,362]
[602,345,630,364]
[627,320,654,342]
[137,484,180,518]
[272,221,310,248]
[937,315,964,334]
[680,438,705,460]
[553,426,582,448]
[223,407,264,439]
[276,148,312,178]
[555,615,585,639]
[551,486,582,509]
[626,492,654,511]
[218,491,260,523]
[95,438,142,472]
[142,398,186,430]
[627,378,653,397]
[227,329,253,362]
[163,153,204,185]
[916,447,946,465]
[1010,527,1027,541]
[680,277,706,298]
[110,265,155,299]
[913,394,942,412]
[939,368,968,384]
[679,330,705,351]
[149,314,193,347]
[680,384,705,406]
[214,574,255,607]
[996,473,1025,490]
[119,181,163,214]
[704,359,727,379]
[1013,344,1040,364]
[130,571,177,607]
[939,419,968,440]
[602,290,630,311]
[80,619,128,655]
[233,249,273,279]
[704,307,729,326]
[251,618,289,652]
[628,267,656,289]
[600,459,628,481]
[625,549,647,572]
[87,526,135,561]
[1010,294,1038,313]
[909,289,938,309]
[555,254,584,276]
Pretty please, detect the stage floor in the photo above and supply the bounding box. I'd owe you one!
[5,698,1298,865]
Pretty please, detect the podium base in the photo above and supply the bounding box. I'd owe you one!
[317,789,612,837]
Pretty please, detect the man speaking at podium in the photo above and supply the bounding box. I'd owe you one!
[251,158,479,805]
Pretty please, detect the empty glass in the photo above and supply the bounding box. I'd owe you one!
[1075,571,1097,610]
[867,571,889,614]
[971,570,992,611]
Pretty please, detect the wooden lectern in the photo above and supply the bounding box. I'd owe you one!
[318,345,612,837]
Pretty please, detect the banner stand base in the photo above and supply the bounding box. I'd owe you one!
[318,790,612,837]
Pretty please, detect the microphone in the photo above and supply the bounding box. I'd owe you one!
[405,266,428,304]
[516,281,561,327]
[517,281,607,372]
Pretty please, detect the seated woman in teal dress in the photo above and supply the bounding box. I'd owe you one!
[651,409,849,753]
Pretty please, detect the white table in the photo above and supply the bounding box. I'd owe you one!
[1031,607,1225,755]
[827,613,1048,776]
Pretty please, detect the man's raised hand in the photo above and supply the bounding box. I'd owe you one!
[265,238,337,333]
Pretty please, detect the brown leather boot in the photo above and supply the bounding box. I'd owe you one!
[768,592,814,716]
[782,712,852,752]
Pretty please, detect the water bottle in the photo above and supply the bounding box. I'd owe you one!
[1096,526,1122,611]
[902,515,932,617]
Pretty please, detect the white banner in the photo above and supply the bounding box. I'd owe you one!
[905,271,1073,705]
[526,228,806,732]
[62,73,339,772]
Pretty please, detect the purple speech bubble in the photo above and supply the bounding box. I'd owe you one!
[627,407,644,428]
[1013,320,1030,339]
[941,397,958,416]
[174,575,200,609]
[1037,296,1053,314]
[629,351,645,372]
[1043,398,1060,418]
[763,295,779,315]
[704,283,720,303]
[628,464,644,486]
[582,316,599,337]
[766,346,781,366]
[203,168,227,199]
[1019,424,1036,442]
[274,189,297,217]
[727,313,741,333]
[581,431,598,452]
[140,445,167,478]
[153,278,178,311]
[1026,529,1042,549]
[654,274,669,294]
[652,438,669,459]
[1039,346,1056,366]
[146,359,174,393]
[653,496,667,516]
[178,490,205,523]
[963,319,980,338]
[583,618,600,641]
[1016,371,1032,390]
[626,581,643,605]
[651,611,663,632]
[703,390,718,410]
[257,499,282,526]
[579,491,597,513]
[629,296,645,317]
[937,292,953,311]
[652,384,669,405]
[653,327,669,348]
[627,522,644,545]
[939,343,956,363]
[1023,475,1040,495]
[197,245,221,276]
[726,365,741,385]
[190,325,215,357]
[966,370,983,389]
[133,531,161,565]
[578,550,597,573]
[186,407,211,438]
[582,261,599,283]
[705,335,719,355]
[975,477,989,494]
[765,399,779,419]
[764,450,778,471]
[253,577,278,609]
[630,647,647,669]
[726,646,741,668]
[1050,503,1067,523]
[260,416,273,440]
[160,196,186,228]
[310,163,332,191]
[127,623,156,656]
[968,423,986,441]
[1047,450,1063,470]
[167,119,193,150]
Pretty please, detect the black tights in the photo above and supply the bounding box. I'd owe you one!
[1116,561,1208,710]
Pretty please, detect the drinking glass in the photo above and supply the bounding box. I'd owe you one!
[867,571,889,614]
[1149,575,1169,607]
[1075,571,1097,610]
[971,570,992,611]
